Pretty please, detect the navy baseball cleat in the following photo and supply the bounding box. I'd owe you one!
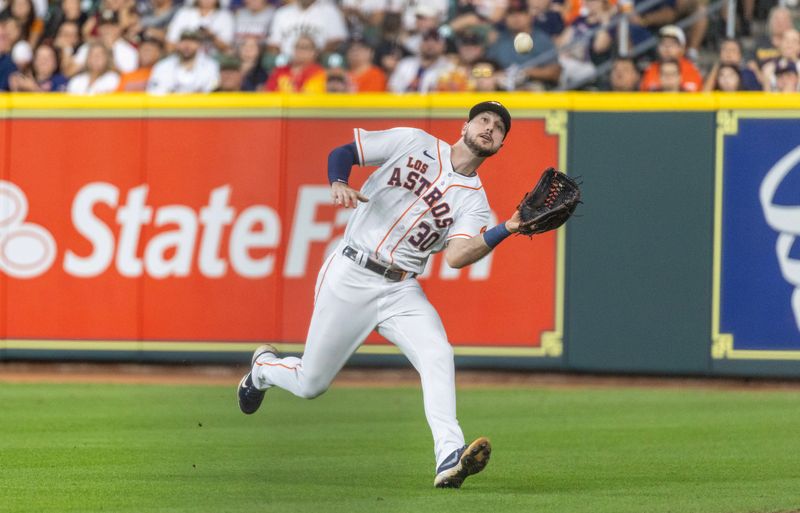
[237,344,280,415]
[433,436,491,488]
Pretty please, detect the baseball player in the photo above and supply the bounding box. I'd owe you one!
[238,101,524,489]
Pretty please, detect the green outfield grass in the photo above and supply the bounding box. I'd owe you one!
[1,380,799,513]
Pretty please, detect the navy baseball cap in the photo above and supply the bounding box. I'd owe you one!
[469,101,511,135]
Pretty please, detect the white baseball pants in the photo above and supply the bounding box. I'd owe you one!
[252,243,465,467]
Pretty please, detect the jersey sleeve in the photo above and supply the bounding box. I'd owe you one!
[353,127,417,166]
[447,196,491,241]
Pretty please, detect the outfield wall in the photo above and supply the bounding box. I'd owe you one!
[1,93,799,378]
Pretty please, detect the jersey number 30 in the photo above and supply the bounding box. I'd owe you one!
[408,222,440,252]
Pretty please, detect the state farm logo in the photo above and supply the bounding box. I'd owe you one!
[0,182,493,281]
[0,181,57,278]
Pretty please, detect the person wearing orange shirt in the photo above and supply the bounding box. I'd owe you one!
[345,35,386,92]
[640,25,702,92]
[117,37,164,92]
[264,34,326,93]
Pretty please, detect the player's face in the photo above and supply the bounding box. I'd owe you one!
[463,111,505,158]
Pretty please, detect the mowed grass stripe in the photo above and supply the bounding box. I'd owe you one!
[0,383,798,513]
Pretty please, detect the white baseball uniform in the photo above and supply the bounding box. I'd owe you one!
[251,127,491,467]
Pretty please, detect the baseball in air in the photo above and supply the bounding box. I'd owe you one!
[514,32,534,53]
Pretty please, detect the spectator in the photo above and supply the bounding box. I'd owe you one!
[9,42,68,91]
[434,29,487,91]
[402,3,442,55]
[116,36,162,91]
[147,29,220,93]
[0,0,43,46]
[754,6,795,67]
[762,29,800,92]
[702,38,761,91]
[52,19,80,76]
[166,0,234,54]
[388,27,450,92]
[236,35,268,90]
[82,0,137,42]
[215,54,243,91]
[712,63,742,92]
[485,0,560,89]
[372,11,407,75]
[607,56,640,91]
[470,58,504,91]
[0,20,17,89]
[657,58,681,91]
[41,0,86,41]
[530,0,564,39]
[266,0,347,57]
[67,42,120,93]
[345,34,386,92]
[556,0,615,89]
[639,25,702,92]
[264,33,326,92]
[138,0,177,43]
[71,9,137,76]
[234,0,274,44]
[772,57,798,93]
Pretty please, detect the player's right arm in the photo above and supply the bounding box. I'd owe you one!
[328,142,369,209]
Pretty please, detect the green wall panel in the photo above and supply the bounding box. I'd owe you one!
[564,112,716,374]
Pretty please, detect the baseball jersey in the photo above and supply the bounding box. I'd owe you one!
[347,127,491,274]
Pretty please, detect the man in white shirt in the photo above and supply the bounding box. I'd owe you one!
[166,0,235,53]
[147,30,220,93]
[72,10,138,74]
[389,28,450,92]
[266,0,347,56]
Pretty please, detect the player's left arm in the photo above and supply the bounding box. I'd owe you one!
[445,211,521,269]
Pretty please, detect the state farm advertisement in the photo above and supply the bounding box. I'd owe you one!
[0,116,560,349]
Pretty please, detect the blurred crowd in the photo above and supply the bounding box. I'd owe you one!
[0,0,798,94]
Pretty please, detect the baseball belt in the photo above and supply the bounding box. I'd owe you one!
[342,245,416,282]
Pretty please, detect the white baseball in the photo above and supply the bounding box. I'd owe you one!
[514,32,534,54]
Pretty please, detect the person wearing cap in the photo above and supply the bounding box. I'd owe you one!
[388,26,451,92]
[769,57,798,93]
[401,2,443,55]
[237,101,521,490]
[71,9,138,76]
[345,34,386,92]
[639,25,702,92]
[266,0,347,57]
[214,54,244,91]
[166,0,234,54]
[116,36,163,91]
[146,29,220,93]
